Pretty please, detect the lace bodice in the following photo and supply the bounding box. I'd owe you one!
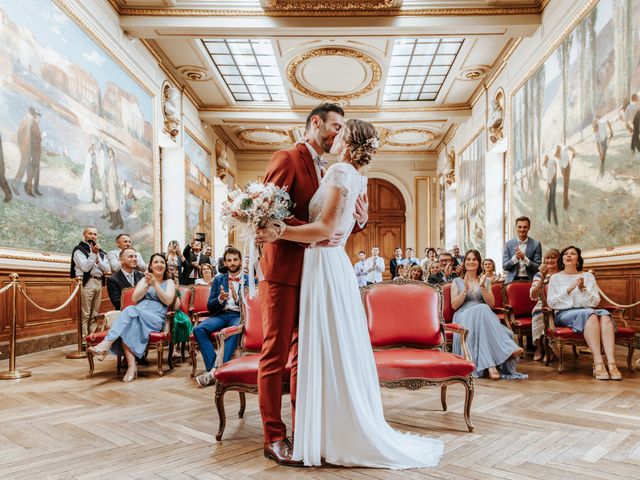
[308,162,367,247]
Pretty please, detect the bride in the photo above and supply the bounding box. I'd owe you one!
[272,119,444,468]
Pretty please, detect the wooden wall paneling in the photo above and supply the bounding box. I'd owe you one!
[589,262,640,331]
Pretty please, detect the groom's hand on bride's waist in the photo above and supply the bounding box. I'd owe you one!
[316,231,344,247]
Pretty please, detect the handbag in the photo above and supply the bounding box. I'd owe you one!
[172,304,193,344]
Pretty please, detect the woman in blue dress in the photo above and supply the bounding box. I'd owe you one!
[89,253,176,382]
[451,249,526,380]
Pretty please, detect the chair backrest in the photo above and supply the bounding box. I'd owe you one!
[503,280,536,317]
[121,287,136,309]
[191,285,210,314]
[240,292,264,352]
[492,282,505,310]
[177,285,193,315]
[441,282,454,324]
[362,280,443,348]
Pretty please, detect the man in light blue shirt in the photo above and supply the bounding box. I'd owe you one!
[353,250,368,287]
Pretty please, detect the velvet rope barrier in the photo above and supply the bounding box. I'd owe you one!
[17,282,80,313]
[0,274,30,380]
[596,286,640,309]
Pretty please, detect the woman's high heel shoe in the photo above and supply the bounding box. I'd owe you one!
[488,367,500,380]
[123,365,137,383]
[593,363,609,380]
[88,340,112,361]
[607,363,622,381]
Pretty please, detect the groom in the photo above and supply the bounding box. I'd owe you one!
[255,103,368,465]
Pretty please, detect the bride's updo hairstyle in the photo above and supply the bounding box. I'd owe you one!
[344,119,379,168]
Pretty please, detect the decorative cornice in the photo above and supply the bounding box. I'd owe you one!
[212,125,238,153]
[200,104,468,113]
[262,0,398,11]
[286,47,382,101]
[0,252,70,264]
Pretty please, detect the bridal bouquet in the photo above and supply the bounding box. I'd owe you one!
[221,182,294,296]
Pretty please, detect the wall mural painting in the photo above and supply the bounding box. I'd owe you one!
[457,132,486,256]
[511,0,640,252]
[0,0,154,259]
[184,131,212,244]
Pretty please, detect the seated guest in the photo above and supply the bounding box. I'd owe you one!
[194,247,246,387]
[166,240,184,284]
[353,250,368,287]
[547,246,620,380]
[404,247,420,267]
[420,247,437,271]
[482,258,502,283]
[393,263,405,280]
[217,243,234,275]
[529,248,560,361]
[389,247,404,279]
[107,248,144,310]
[429,252,458,284]
[107,233,146,273]
[195,263,215,286]
[425,261,441,285]
[408,265,423,281]
[89,253,176,382]
[451,249,525,380]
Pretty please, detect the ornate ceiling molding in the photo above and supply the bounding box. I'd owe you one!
[200,104,468,113]
[287,47,382,101]
[384,128,435,147]
[238,128,291,146]
[261,0,400,11]
[177,65,210,81]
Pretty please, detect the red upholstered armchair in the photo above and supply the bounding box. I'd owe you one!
[542,286,636,372]
[363,278,476,432]
[188,284,216,376]
[211,290,292,441]
[503,281,537,347]
[441,282,470,351]
[86,286,176,378]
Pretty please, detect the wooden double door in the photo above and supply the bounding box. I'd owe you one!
[345,178,406,280]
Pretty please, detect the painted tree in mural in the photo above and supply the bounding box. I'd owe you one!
[556,34,573,144]
[587,8,597,119]
[614,0,633,107]
[576,20,588,139]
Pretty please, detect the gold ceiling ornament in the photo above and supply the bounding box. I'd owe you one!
[286,47,382,101]
[443,146,456,185]
[261,0,399,11]
[238,128,291,146]
[177,65,210,82]
[458,65,490,81]
[385,128,436,147]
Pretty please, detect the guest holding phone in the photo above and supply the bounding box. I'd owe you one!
[89,253,175,382]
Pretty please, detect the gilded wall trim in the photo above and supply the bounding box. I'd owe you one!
[200,104,468,113]
[262,0,397,10]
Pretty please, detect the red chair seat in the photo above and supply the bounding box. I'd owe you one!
[374,349,475,381]
[214,353,292,385]
[149,331,169,342]
[512,316,532,328]
[85,331,108,346]
[615,326,636,338]
[547,325,635,340]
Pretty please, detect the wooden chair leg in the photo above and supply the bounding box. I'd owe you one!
[463,377,474,433]
[190,341,198,378]
[117,355,122,372]
[626,342,635,371]
[168,342,174,370]
[239,392,246,418]
[87,351,95,378]
[572,345,579,358]
[557,341,565,373]
[544,337,552,366]
[440,384,448,411]
[157,344,164,376]
[215,384,227,441]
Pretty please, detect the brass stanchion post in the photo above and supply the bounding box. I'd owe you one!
[0,273,31,379]
[66,277,87,359]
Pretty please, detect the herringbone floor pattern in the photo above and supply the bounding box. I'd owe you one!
[1,346,640,480]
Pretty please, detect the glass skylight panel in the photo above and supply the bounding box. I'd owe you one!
[384,38,463,101]
[203,39,287,102]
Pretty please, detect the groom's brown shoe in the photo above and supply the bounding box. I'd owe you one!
[263,440,304,467]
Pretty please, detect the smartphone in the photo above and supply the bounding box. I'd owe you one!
[196,232,206,242]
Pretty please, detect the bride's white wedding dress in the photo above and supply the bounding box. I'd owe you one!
[292,162,444,468]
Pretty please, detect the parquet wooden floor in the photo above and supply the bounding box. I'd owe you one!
[1,346,640,480]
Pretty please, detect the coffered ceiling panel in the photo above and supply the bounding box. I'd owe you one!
[114,0,544,153]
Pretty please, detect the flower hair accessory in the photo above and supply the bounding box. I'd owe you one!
[364,137,380,150]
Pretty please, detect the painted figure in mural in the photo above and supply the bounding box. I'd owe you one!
[14,107,42,197]
[105,146,124,229]
[623,94,638,134]
[632,109,640,156]
[592,115,614,179]
[554,144,576,210]
[543,153,558,225]
[0,132,11,202]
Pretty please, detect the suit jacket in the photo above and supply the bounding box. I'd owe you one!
[207,272,249,316]
[181,245,210,282]
[260,144,365,287]
[428,271,458,285]
[107,269,143,310]
[502,237,542,283]
[389,257,403,278]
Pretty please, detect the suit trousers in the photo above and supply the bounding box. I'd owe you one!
[258,280,299,443]
[81,278,103,336]
[193,312,241,371]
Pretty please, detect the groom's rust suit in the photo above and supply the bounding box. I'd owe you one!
[258,143,362,442]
